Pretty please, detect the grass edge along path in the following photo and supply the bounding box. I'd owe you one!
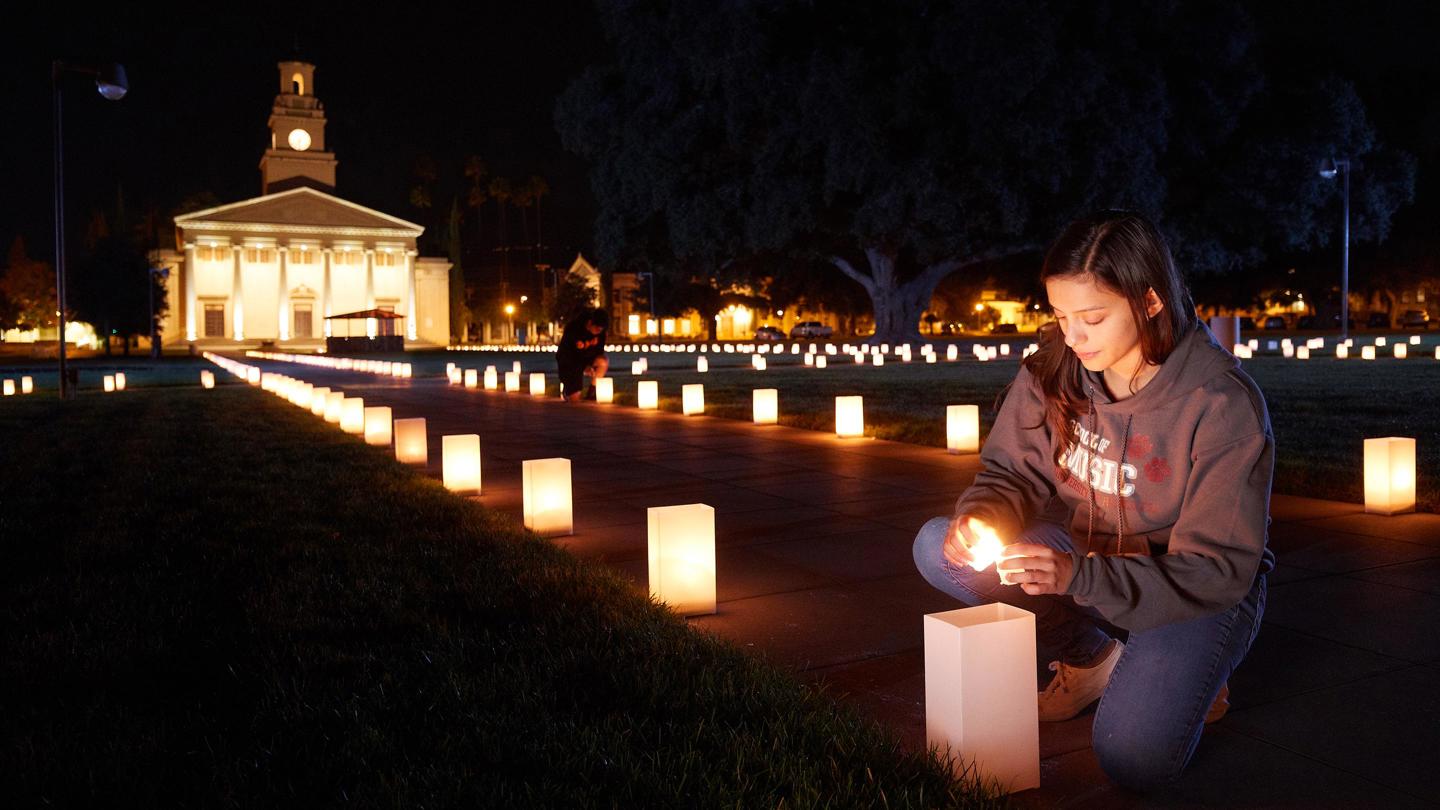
[0,388,1003,809]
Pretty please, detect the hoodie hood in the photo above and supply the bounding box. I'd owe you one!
[1080,320,1239,413]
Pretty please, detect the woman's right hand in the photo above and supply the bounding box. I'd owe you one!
[942,515,978,569]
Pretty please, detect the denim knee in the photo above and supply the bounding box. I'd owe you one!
[913,516,988,606]
[1091,721,1184,793]
[912,517,951,579]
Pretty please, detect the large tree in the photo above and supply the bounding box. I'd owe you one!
[70,193,163,355]
[557,0,1414,341]
[0,237,57,332]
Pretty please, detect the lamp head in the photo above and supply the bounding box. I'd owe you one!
[95,63,128,100]
[1319,156,1347,177]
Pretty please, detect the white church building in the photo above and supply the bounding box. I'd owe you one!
[151,61,450,350]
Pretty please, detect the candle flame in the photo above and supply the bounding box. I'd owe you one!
[965,518,1006,571]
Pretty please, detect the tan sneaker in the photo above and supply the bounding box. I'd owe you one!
[1038,640,1124,722]
[1204,683,1230,724]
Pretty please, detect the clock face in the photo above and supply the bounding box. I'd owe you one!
[287,128,312,151]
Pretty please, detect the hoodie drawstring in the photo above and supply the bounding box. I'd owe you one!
[1086,396,1098,553]
[1116,415,1131,556]
[1084,390,1133,557]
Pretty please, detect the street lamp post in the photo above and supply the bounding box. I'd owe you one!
[505,303,515,342]
[635,271,656,336]
[1319,157,1351,342]
[148,265,169,358]
[535,263,558,340]
[53,60,128,399]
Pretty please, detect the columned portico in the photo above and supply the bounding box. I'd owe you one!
[149,186,450,349]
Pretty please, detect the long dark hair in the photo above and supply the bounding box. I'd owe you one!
[1021,211,1197,471]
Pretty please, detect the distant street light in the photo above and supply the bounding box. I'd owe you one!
[53,60,128,399]
[1318,157,1351,341]
[505,303,515,341]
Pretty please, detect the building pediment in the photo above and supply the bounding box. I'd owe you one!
[175,187,423,237]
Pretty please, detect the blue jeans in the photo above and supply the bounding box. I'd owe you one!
[913,517,1267,791]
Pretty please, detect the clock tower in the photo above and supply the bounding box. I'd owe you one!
[259,61,339,194]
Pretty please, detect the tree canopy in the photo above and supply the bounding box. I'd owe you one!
[557,0,1414,340]
[0,237,56,332]
[70,193,165,353]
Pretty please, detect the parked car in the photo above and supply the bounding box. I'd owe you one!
[1237,317,1257,331]
[990,323,1019,334]
[1263,316,1287,330]
[1366,312,1390,329]
[789,321,834,339]
[1297,314,1354,330]
[754,325,785,341]
[1400,309,1431,329]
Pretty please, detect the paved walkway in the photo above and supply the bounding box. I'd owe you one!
[254,361,1440,808]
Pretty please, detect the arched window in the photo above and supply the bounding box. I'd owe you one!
[291,73,305,95]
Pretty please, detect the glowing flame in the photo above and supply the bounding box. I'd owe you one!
[965,518,1006,571]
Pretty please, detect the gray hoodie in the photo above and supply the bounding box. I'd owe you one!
[954,322,1275,632]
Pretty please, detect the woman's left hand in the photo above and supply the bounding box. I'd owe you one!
[996,543,1076,596]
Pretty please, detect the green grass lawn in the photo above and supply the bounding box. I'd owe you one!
[12,337,1436,511]
[433,339,1440,512]
[0,388,999,808]
[0,354,219,393]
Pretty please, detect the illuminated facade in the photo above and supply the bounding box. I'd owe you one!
[149,61,450,349]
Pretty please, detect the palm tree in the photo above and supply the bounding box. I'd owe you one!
[488,177,514,296]
[463,156,488,241]
[523,175,550,268]
[513,182,535,264]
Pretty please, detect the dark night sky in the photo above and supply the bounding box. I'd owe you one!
[2,2,605,265]
[5,2,1440,272]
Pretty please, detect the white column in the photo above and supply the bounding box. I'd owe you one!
[277,247,289,340]
[184,242,197,341]
[364,249,376,308]
[365,249,377,338]
[322,248,333,338]
[406,249,418,341]
[232,246,244,340]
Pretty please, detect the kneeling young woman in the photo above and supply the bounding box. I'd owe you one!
[914,210,1273,792]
